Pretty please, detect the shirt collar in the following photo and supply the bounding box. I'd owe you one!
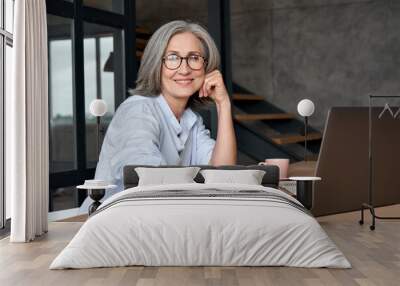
[156,94,197,135]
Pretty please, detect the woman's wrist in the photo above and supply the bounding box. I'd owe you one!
[215,97,231,112]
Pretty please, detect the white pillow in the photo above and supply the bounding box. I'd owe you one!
[200,169,266,185]
[135,167,200,186]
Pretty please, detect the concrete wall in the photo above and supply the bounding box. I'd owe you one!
[231,0,400,130]
[135,0,400,130]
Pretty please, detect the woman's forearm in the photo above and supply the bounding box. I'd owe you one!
[210,100,237,166]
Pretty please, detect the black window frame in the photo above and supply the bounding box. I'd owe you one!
[46,0,137,211]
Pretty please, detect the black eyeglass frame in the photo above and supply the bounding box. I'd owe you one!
[162,55,208,71]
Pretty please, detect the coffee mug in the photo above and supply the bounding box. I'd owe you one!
[259,158,289,180]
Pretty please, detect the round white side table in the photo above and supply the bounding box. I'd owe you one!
[77,180,116,215]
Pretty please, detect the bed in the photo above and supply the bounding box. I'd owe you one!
[50,165,350,269]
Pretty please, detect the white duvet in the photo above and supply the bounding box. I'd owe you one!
[50,183,351,269]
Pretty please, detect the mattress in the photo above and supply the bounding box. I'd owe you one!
[50,183,351,269]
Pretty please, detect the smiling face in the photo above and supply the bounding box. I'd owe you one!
[161,32,206,103]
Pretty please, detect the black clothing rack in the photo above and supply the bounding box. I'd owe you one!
[359,95,400,230]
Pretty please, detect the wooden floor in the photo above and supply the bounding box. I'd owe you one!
[1,205,400,286]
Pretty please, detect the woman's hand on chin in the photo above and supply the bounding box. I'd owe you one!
[199,70,230,107]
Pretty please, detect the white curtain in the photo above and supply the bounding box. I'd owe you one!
[7,0,49,242]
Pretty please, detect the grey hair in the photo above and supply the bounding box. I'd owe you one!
[129,20,220,107]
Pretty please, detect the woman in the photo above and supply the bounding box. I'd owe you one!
[80,20,236,211]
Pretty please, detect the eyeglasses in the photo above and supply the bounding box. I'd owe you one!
[162,54,207,71]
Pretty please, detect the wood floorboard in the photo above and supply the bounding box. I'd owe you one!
[0,205,399,286]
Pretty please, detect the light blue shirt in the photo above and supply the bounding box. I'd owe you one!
[80,94,215,212]
[97,94,215,193]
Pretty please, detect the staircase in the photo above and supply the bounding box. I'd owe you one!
[135,26,152,59]
[134,27,322,163]
[232,88,322,162]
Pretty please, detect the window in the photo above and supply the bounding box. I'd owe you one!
[48,15,76,173]
[1,0,14,229]
[84,22,124,168]
[47,0,135,212]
